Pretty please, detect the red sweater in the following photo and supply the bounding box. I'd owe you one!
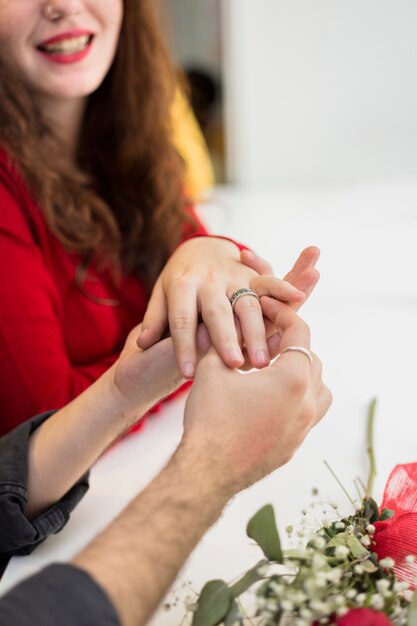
[0,149,218,436]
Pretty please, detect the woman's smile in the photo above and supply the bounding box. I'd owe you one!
[37,30,95,64]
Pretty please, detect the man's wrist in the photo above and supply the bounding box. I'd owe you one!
[170,440,234,512]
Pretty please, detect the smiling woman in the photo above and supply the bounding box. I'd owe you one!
[0,0,318,436]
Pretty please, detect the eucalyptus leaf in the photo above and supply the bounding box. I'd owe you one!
[346,534,369,558]
[247,504,283,563]
[379,508,395,521]
[407,589,417,626]
[192,580,231,626]
[326,532,349,549]
[229,560,267,598]
[223,599,240,626]
[363,497,379,523]
[360,558,378,573]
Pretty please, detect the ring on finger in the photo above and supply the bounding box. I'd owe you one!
[229,288,260,312]
[278,345,313,364]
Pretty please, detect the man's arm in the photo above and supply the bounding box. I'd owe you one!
[72,300,332,626]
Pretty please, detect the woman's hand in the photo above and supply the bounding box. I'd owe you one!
[137,237,311,378]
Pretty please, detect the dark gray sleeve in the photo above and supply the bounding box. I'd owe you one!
[0,412,89,557]
[0,563,120,625]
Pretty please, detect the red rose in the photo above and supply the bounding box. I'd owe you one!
[334,608,393,626]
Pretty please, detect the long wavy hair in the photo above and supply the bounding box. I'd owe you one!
[0,0,191,287]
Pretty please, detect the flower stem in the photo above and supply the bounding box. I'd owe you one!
[366,398,377,498]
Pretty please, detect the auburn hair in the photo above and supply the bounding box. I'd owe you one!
[0,0,192,286]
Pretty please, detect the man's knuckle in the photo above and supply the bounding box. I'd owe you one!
[287,372,308,396]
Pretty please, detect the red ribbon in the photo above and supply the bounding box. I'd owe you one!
[334,608,393,625]
[373,463,417,588]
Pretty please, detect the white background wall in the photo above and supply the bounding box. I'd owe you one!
[222,0,417,186]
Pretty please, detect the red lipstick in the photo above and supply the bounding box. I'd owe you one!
[36,30,94,65]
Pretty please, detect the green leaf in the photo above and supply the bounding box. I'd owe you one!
[223,599,240,626]
[326,532,349,549]
[246,504,283,563]
[192,580,231,626]
[379,508,395,521]
[346,534,369,558]
[407,589,417,626]
[363,497,379,523]
[229,560,266,598]
[360,558,378,573]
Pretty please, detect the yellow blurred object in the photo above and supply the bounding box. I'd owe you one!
[171,87,215,200]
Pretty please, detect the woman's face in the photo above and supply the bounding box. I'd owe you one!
[0,0,123,102]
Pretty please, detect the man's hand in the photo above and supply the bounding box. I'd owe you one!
[182,299,332,496]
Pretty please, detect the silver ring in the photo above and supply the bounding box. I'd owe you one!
[279,346,313,364]
[229,288,260,311]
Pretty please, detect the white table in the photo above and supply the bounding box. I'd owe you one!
[1,182,417,625]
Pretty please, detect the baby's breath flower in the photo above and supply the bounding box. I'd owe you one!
[280,599,294,611]
[353,564,364,575]
[336,606,349,617]
[379,557,395,569]
[268,581,283,595]
[334,521,345,530]
[376,579,391,595]
[291,591,308,605]
[345,525,354,534]
[266,599,279,611]
[393,581,410,592]
[366,524,376,534]
[335,545,350,559]
[310,600,331,615]
[360,535,371,547]
[285,525,293,535]
[371,593,385,610]
[346,589,357,599]
[325,568,343,584]
[312,536,327,549]
[300,608,313,619]
[356,593,366,605]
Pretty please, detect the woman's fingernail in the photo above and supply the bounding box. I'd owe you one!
[256,350,269,365]
[183,362,195,378]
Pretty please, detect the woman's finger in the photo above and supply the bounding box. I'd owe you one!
[240,249,274,275]
[137,281,167,349]
[232,292,270,368]
[262,297,311,354]
[167,277,199,379]
[200,285,244,369]
[250,274,305,304]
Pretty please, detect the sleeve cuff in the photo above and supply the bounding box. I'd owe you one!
[0,412,89,557]
[0,563,120,626]
[177,232,250,253]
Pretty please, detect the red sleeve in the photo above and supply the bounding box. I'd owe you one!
[179,203,249,251]
[0,181,118,436]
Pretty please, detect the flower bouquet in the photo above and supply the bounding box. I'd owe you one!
[189,400,417,626]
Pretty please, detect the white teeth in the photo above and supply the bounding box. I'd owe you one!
[42,35,90,54]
